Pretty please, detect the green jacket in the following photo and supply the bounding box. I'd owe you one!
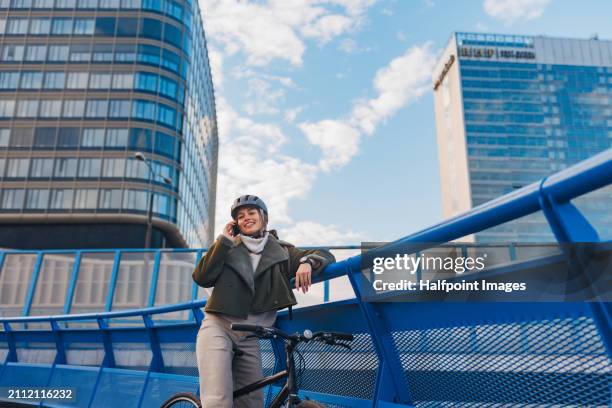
[192,232,336,319]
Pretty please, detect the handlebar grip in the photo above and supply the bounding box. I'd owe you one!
[230,323,262,333]
[332,332,354,341]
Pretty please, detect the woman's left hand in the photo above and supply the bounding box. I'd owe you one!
[295,263,312,293]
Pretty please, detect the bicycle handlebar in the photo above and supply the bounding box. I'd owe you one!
[230,323,354,343]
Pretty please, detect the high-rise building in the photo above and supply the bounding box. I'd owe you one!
[0,0,218,249]
[433,32,612,242]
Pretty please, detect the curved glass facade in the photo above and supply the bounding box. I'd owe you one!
[0,0,218,249]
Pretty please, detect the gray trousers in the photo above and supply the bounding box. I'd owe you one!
[196,312,276,408]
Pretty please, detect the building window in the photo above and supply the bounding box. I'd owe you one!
[62,100,85,117]
[99,189,122,209]
[123,189,147,211]
[1,189,24,209]
[25,189,49,209]
[132,100,156,121]
[24,45,47,61]
[109,100,130,118]
[77,158,101,177]
[30,158,54,178]
[39,100,62,117]
[85,100,109,118]
[6,158,29,177]
[66,72,89,89]
[89,73,111,89]
[77,0,97,8]
[74,189,98,209]
[69,45,90,61]
[49,189,73,209]
[125,158,147,179]
[33,0,54,7]
[57,128,79,147]
[54,158,77,178]
[112,73,133,89]
[0,72,19,89]
[73,19,94,35]
[10,0,33,9]
[92,44,113,62]
[6,19,28,34]
[16,100,39,117]
[159,77,177,98]
[0,129,9,146]
[106,128,128,146]
[29,19,51,34]
[102,158,125,177]
[136,72,157,92]
[43,72,65,89]
[55,0,76,8]
[82,128,104,147]
[2,44,24,61]
[51,19,73,35]
[34,128,56,147]
[20,72,43,89]
[47,45,69,61]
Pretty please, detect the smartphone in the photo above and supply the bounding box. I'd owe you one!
[231,223,240,236]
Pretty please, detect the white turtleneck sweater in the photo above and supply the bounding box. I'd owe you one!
[239,232,269,273]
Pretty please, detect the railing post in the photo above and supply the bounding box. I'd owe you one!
[147,250,163,307]
[345,263,413,406]
[104,251,122,312]
[2,322,17,363]
[64,251,82,314]
[538,181,612,360]
[22,252,44,317]
[143,314,164,372]
[97,317,115,368]
[51,321,66,365]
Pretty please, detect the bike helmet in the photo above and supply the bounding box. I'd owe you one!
[231,195,268,219]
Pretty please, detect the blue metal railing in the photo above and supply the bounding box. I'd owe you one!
[0,148,611,407]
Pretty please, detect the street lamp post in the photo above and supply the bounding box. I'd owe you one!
[134,152,172,249]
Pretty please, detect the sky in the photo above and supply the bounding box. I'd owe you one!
[198,0,612,246]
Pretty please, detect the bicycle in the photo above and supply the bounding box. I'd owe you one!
[160,323,354,408]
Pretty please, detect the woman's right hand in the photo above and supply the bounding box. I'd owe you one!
[222,221,237,241]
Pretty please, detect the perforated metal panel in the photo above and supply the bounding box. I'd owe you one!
[293,333,378,400]
[161,342,199,376]
[112,343,152,371]
[392,316,612,406]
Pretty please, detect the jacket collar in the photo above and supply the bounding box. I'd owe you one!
[254,234,288,277]
[224,234,289,290]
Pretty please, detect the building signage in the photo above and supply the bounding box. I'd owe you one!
[433,54,455,90]
[459,47,535,60]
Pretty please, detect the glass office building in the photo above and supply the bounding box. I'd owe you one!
[433,32,612,242]
[0,0,218,249]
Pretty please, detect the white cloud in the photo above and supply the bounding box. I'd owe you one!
[351,43,436,135]
[299,43,436,170]
[298,120,361,171]
[279,221,362,246]
[244,78,286,116]
[285,106,306,123]
[380,7,394,16]
[483,0,550,24]
[200,0,377,67]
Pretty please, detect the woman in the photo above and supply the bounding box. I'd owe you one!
[192,195,336,408]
